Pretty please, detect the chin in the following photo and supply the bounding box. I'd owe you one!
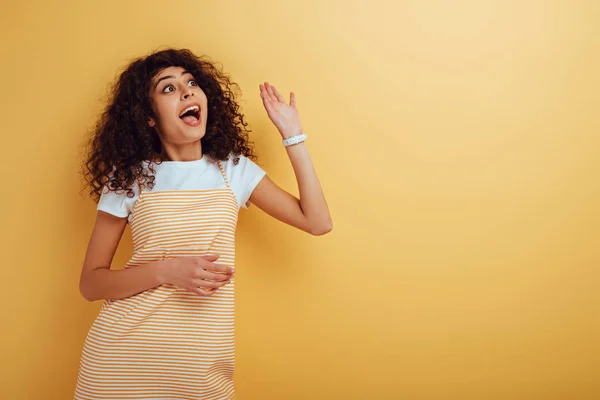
[187,127,206,141]
[177,119,206,134]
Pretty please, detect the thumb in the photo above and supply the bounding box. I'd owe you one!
[201,254,220,261]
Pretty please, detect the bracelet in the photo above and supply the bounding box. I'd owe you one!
[282,132,307,147]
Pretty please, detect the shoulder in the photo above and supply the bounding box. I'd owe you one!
[96,170,141,219]
[217,153,265,176]
[220,153,267,209]
[221,152,260,167]
[222,153,266,176]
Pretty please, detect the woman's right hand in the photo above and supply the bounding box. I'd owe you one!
[159,254,235,296]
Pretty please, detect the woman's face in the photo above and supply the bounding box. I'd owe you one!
[148,66,208,147]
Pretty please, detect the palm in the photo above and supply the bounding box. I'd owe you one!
[259,82,302,137]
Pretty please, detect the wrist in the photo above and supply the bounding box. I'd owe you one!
[280,128,303,139]
[154,259,172,285]
[282,132,307,147]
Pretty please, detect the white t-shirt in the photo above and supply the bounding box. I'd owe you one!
[97,153,267,222]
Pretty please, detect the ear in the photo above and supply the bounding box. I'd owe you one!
[148,117,156,127]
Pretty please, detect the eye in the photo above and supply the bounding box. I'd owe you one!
[163,85,175,93]
[188,79,197,86]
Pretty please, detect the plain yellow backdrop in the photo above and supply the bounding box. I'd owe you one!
[1,0,598,399]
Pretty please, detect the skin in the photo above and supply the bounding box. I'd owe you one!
[147,67,209,162]
[79,66,332,301]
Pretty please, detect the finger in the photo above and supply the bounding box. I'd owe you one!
[265,82,278,103]
[290,92,296,108]
[204,262,235,274]
[192,287,216,296]
[211,277,232,285]
[197,278,231,288]
[200,254,220,262]
[259,85,272,105]
[259,84,270,102]
[261,93,276,113]
[204,270,233,281]
[272,85,286,103]
[195,280,222,288]
[214,278,232,287]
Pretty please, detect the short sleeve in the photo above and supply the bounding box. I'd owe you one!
[96,180,140,219]
[236,155,267,209]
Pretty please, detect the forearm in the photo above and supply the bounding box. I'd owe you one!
[285,141,332,234]
[80,261,167,302]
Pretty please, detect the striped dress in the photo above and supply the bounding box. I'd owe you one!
[75,160,239,399]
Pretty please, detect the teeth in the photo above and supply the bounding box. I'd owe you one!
[179,105,200,117]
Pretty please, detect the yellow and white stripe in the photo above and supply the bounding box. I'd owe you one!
[75,160,239,399]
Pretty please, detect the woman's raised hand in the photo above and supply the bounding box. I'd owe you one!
[259,81,303,139]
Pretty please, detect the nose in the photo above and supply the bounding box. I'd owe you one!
[182,87,194,100]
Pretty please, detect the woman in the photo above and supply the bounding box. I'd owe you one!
[75,48,332,399]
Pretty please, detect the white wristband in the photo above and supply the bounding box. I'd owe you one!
[282,132,307,147]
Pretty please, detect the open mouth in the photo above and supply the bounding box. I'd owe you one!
[179,105,201,126]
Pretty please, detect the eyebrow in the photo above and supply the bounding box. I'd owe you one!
[153,70,193,90]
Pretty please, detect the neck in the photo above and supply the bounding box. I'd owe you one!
[155,143,203,162]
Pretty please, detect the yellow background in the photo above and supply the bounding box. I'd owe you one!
[1,0,598,399]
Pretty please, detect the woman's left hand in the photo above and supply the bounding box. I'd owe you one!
[259,82,303,139]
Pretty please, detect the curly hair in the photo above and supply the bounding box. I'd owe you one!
[80,47,258,201]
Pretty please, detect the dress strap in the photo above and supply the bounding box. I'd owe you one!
[217,160,231,188]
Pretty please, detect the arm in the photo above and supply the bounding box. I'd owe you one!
[252,82,332,235]
[249,143,332,235]
[79,210,167,301]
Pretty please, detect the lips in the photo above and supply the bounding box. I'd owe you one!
[179,103,201,127]
[181,113,201,126]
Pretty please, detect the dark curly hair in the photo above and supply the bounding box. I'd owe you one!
[80,47,258,201]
